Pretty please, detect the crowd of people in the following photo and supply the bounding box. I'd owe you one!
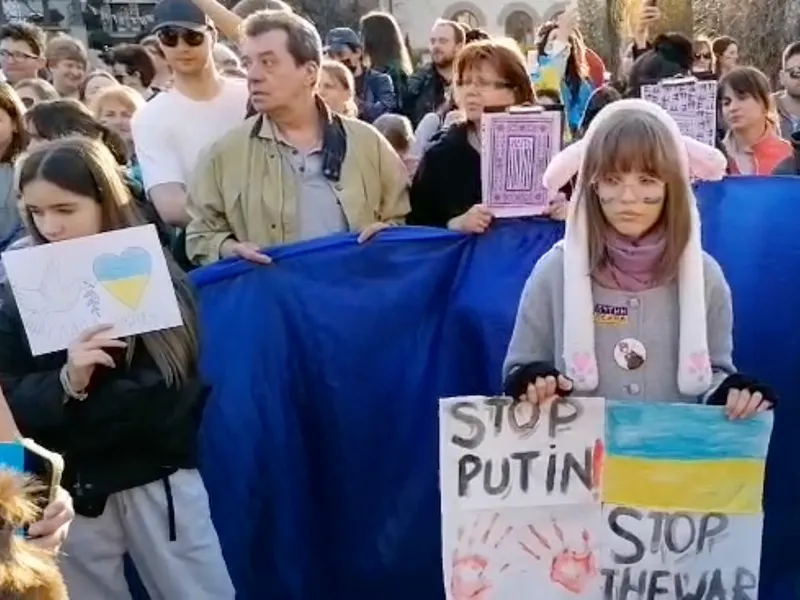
[0,0,791,596]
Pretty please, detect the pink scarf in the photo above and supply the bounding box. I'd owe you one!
[592,228,667,292]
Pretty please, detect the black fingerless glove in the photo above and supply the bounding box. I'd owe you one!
[503,362,571,399]
[707,373,778,409]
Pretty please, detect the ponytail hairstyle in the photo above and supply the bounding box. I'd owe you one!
[0,470,68,599]
[18,137,199,387]
[24,98,129,165]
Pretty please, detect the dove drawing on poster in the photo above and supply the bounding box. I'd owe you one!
[1,225,183,356]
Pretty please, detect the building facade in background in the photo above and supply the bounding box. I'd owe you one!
[384,0,565,49]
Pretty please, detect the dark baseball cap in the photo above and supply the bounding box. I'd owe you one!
[151,0,211,33]
[325,28,361,54]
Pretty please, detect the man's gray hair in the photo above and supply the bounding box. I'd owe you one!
[242,9,322,66]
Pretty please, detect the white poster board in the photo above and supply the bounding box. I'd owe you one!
[440,396,605,599]
[2,224,183,355]
[439,397,772,600]
[641,78,718,147]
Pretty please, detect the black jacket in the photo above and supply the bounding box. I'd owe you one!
[408,123,480,228]
[772,130,800,176]
[403,64,448,128]
[0,285,206,517]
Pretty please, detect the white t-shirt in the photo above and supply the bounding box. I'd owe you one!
[131,78,248,191]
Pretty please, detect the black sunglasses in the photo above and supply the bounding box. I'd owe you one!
[157,26,207,48]
[786,67,800,80]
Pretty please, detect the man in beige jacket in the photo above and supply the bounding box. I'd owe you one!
[185,9,409,266]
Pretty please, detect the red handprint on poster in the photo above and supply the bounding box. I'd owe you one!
[518,518,598,594]
[451,513,513,600]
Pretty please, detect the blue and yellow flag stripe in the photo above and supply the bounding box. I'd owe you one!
[605,401,772,461]
[602,401,772,514]
[602,455,765,514]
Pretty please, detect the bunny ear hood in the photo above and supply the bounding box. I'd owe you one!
[543,98,727,192]
[553,98,716,395]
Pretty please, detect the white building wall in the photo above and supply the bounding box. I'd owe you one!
[387,0,567,50]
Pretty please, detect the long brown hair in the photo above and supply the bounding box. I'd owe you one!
[719,66,776,126]
[0,82,27,164]
[17,137,199,387]
[579,109,691,284]
[25,99,129,165]
[536,21,589,98]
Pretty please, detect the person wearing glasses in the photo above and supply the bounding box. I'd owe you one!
[410,40,566,231]
[691,36,714,75]
[0,23,46,86]
[109,43,159,100]
[774,41,800,140]
[131,0,248,269]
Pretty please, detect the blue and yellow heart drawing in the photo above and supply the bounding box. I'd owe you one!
[92,246,152,310]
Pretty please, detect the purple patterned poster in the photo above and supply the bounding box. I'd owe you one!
[480,110,562,218]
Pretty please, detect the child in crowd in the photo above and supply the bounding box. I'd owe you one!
[503,99,777,417]
[373,113,418,176]
[45,37,88,100]
[0,137,234,598]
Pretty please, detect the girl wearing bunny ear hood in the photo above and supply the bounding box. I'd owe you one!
[502,99,777,418]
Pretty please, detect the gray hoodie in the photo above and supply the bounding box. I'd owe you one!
[502,245,735,403]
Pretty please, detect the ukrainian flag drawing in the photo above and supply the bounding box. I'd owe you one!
[92,247,152,310]
[602,401,773,514]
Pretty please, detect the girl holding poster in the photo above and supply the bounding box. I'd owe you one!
[0,137,234,599]
[502,98,777,417]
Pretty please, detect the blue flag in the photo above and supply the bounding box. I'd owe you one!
[191,176,800,600]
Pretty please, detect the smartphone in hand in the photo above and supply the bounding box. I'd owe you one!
[21,439,64,508]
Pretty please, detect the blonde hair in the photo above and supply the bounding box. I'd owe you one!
[320,60,357,117]
[579,109,691,284]
[13,78,58,103]
[90,85,145,118]
[17,137,199,387]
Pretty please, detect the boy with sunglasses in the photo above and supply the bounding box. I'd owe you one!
[131,0,248,270]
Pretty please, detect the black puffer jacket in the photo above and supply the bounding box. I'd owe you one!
[0,281,206,518]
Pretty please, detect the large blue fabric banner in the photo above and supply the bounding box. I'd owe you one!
[192,176,800,600]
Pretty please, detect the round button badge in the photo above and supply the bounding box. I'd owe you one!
[614,338,646,371]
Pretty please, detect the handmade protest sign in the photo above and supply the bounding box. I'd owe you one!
[2,224,183,356]
[440,396,605,599]
[641,78,718,147]
[480,109,562,218]
[601,401,771,600]
[439,398,772,600]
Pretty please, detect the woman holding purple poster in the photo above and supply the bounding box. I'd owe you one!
[409,39,565,233]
